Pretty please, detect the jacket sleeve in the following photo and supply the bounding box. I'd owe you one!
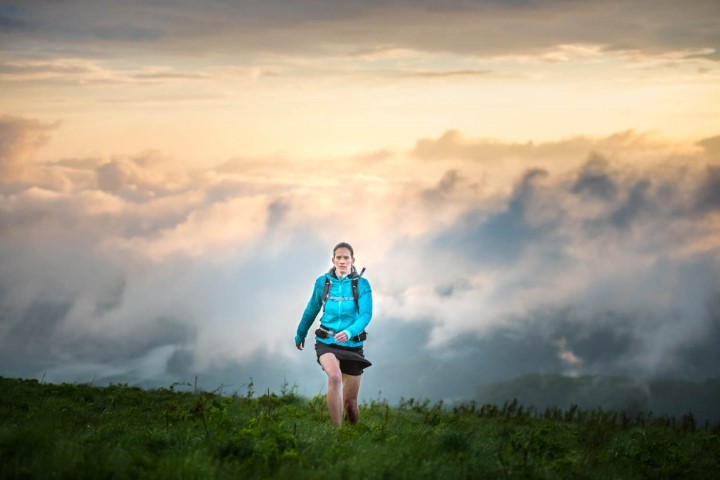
[295,277,323,345]
[344,278,372,339]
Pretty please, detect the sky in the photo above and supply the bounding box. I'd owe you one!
[1,0,720,408]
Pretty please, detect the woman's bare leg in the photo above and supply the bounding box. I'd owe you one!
[319,353,343,427]
[342,374,361,424]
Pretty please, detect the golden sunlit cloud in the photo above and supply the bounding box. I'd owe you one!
[1,1,718,163]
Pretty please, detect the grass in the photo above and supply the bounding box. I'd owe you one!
[1,376,718,479]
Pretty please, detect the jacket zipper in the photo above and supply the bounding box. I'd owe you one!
[335,279,343,334]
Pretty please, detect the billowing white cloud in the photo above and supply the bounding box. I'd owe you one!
[1,118,719,406]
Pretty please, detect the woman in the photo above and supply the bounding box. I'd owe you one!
[295,242,373,427]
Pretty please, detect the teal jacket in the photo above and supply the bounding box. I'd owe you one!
[295,267,372,348]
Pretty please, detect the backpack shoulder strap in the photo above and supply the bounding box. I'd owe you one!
[321,277,331,310]
[351,277,359,310]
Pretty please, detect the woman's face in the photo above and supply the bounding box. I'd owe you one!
[332,247,354,277]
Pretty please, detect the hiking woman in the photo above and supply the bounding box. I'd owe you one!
[295,242,373,427]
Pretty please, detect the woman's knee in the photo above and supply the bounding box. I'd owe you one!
[320,354,342,386]
[327,371,343,389]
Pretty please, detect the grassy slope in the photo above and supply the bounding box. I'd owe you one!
[1,377,719,479]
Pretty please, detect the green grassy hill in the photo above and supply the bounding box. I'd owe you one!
[1,377,718,479]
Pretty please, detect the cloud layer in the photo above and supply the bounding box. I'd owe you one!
[3,0,718,170]
[2,1,718,59]
[1,115,719,405]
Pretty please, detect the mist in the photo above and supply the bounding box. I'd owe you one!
[1,116,719,421]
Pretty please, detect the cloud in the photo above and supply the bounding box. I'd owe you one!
[2,0,718,63]
[571,153,618,201]
[397,69,492,78]
[95,151,193,199]
[669,292,720,379]
[0,2,161,44]
[429,168,551,267]
[0,58,221,86]
[694,166,720,213]
[698,135,720,158]
[374,131,720,375]
[0,115,59,181]
[1,121,719,409]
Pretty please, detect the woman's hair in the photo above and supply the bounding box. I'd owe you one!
[333,242,354,258]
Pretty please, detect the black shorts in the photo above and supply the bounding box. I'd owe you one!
[315,341,372,376]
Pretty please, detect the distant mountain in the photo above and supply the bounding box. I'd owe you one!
[476,374,720,424]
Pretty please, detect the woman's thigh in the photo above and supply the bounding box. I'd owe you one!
[319,352,342,377]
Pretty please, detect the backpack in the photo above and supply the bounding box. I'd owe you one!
[321,277,359,310]
[317,267,367,342]
[320,267,365,311]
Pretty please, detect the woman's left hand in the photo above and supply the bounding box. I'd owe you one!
[334,331,348,343]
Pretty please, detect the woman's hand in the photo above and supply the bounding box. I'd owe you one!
[334,331,348,343]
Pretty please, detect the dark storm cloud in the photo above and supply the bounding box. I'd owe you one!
[0,299,73,364]
[266,199,290,230]
[122,303,720,421]
[430,168,550,266]
[360,308,640,402]
[545,312,647,375]
[378,135,720,401]
[0,263,193,381]
[608,180,652,230]
[571,153,618,201]
[420,169,460,204]
[362,304,720,420]
[694,166,720,213]
[0,3,30,30]
[0,1,161,43]
[669,292,720,379]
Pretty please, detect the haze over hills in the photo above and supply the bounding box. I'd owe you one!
[476,374,720,424]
